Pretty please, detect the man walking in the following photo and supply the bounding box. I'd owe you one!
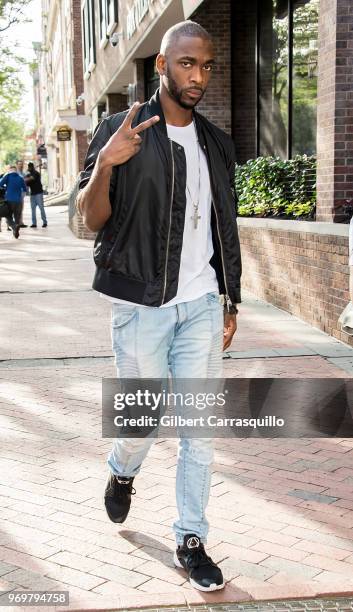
[77,21,241,592]
[0,165,27,238]
[25,162,47,228]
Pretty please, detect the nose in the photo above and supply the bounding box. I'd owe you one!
[189,65,204,86]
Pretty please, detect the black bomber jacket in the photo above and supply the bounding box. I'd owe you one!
[78,88,242,311]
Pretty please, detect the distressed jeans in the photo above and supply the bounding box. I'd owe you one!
[108,291,224,544]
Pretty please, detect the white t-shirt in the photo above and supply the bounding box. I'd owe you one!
[101,120,218,307]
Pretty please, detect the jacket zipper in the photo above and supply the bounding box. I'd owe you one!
[161,139,175,305]
[202,143,232,312]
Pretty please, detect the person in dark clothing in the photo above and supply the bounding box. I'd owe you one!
[16,159,28,228]
[25,162,47,228]
[77,20,241,592]
[0,166,27,238]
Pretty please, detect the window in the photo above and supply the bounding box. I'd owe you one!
[82,0,96,77]
[292,0,318,156]
[99,0,118,41]
[107,0,118,32]
[99,0,107,43]
[257,0,318,159]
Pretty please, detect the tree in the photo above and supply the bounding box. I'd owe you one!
[0,0,32,167]
[0,0,31,34]
[0,116,25,166]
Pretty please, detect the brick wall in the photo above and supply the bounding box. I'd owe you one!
[106,94,128,115]
[135,59,145,104]
[316,0,353,222]
[238,219,352,345]
[76,131,88,173]
[192,0,232,134]
[72,0,89,175]
[231,0,257,163]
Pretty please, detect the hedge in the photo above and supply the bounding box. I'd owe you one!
[234,154,316,220]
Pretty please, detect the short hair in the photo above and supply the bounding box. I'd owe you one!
[28,162,34,169]
[9,165,16,170]
[160,20,212,56]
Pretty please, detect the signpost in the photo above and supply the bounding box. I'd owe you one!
[57,128,72,142]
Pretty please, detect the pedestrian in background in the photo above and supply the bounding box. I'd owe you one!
[25,162,48,228]
[0,165,27,238]
[16,159,28,228]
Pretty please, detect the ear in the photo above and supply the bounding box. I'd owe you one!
[156,53,166,77]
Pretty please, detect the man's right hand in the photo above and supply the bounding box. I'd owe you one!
[99,102,160,168]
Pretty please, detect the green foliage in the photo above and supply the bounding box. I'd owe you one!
[0,1,32,167]
[235,155,316,220]
[0,115,25,167]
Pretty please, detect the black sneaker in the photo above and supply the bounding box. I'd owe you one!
[42,222,47,227]
[19,224,27,228]
[104,473,135,523]
[174,534,224,592]
[30,224,37,228]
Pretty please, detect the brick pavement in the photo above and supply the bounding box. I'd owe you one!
[1,207,353,611]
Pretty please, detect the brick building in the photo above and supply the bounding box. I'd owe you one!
[37,0,90,195]
[72,0,353,343]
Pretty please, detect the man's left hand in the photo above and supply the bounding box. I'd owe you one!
[223,313,237,351]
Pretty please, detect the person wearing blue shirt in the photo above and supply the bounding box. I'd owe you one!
[0,165,27,238]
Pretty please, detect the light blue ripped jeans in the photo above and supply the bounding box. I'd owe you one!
[108,291,224,544]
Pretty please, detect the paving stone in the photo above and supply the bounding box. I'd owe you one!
[1,207,353,611]
[328,357,353,375]
[287,490,339,504]
[226,349,279,359]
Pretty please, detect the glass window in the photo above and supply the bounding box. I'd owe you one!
[99,0,107,43]
[107,0,118,30]
[257,0,318,159]
[259,0,289,158]
[82,0,96,75]
[292,0,318,155]
[99,0,118,40]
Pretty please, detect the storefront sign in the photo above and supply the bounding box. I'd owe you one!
[182,0,204,19]
[56,128,72,142]
[127,0,156,40]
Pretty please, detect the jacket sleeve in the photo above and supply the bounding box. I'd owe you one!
[0,174,7,188]
[78,118,117,200]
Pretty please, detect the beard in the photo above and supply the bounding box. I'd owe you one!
[164,66,205,109]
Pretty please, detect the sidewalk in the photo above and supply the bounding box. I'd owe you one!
[1,206,353,611]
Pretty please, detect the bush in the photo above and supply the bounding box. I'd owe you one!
[234,154,316,220]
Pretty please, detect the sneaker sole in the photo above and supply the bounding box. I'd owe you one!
[173,551,225,592]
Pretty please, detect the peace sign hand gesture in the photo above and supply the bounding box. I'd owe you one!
[100,102,160,168]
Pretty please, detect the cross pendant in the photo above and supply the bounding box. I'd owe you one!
[191,210,201,229]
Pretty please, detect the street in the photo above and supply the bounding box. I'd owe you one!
[1,204,353,610]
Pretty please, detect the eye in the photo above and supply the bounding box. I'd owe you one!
[204,64,213,71]
[181,61,192,68]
